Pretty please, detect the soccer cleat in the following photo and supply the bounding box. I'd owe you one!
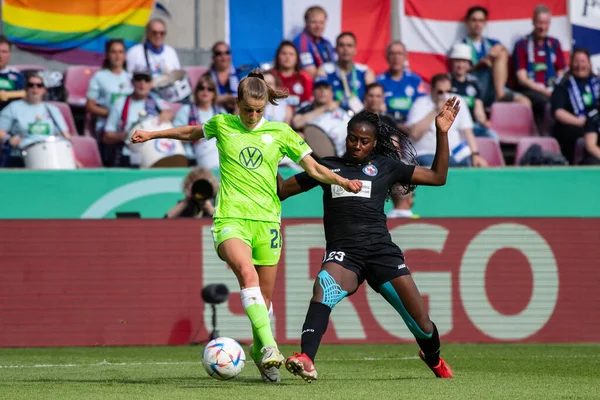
[250,344,280,382]
[419,350,454,378]
[260,345,285,370]
[285,352,318,383]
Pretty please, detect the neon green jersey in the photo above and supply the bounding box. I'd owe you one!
[203,114,312,222]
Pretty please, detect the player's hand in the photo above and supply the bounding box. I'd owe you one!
[435,96,460,134]
[8,135,21,147]
[341,178,362,193]
[472,154,488,168]
[130,130,152,143]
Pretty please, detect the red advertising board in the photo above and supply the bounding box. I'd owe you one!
[0,219,598,347]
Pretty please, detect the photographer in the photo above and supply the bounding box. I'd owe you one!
[165,167,218,218]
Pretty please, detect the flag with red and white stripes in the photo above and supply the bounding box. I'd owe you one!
[398,0,572,81]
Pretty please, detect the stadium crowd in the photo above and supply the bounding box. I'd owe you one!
[0,3,599,170]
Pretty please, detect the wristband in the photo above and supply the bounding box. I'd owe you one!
[471,152,480,156]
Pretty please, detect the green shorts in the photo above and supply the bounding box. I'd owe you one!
[211,218,282,266]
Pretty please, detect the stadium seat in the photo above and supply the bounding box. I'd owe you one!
[11,64,46,72]
[475,137,505,167]
[489,102,538,144]
[514,137,562,166]
[64,65,100,107]
[573,137,585,165]
[83,112,97,138]
[47,101,79,136]
[71,136,103,168]
[184,66,209,88]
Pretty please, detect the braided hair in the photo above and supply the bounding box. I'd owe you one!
[347,110,419,198]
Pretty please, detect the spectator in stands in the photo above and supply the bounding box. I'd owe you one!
[293,6,336,78]
[583,107,600,165]
[513,5,566,130]
[407,73,487,167]
[262,71,293,125]
[204,41,238,113]
[551,49,599,164]
[460,6,530,107]
[126,18,181,76]
[292,81,350,156]
[165,167,218,218]
[270,41,313,109]
[448,43,498,141]
[0,35,25,111]
[86,39,133,137]
[376,41,426,132]
[387,189,418,219]
[103,70,172,167]
[173,75,225,169]
[363,82,397,128]
[0,72,74,167]
[316,32,375,113]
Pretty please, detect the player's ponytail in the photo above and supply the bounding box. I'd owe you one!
[348,110,418,198]
[238,68,288,106]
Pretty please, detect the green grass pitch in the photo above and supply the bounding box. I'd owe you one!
[0,344,599,399]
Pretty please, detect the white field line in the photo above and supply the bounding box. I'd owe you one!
[0,357,419,370]
[2,354,598,370]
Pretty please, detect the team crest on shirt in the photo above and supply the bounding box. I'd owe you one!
[293,82,304,95]
[466,85,477,96]
[363,164,378,176]
[405,85,414,97]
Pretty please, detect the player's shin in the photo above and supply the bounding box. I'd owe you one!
[300,302,331,361]
[250,303,274,361]
[240,287,277,348]
[415,322,441,367]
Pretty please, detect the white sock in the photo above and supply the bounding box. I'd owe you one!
[240,287,266,308]
[268,303,274,333]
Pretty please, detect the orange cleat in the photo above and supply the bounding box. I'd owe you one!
[419,350,454,378]
[285,352,318,383]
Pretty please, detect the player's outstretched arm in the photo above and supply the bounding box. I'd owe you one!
[410,96,459,186]
[130,125,204,143]
[299,155,362,193]
[276,172,305,201]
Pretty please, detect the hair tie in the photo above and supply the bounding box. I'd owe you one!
[248,71,264,80]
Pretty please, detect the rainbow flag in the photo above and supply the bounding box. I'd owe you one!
[2,0,155,65]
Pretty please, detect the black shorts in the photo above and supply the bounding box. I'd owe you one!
[321,241,410,292]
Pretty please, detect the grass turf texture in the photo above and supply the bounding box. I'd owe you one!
[0,344,598,399]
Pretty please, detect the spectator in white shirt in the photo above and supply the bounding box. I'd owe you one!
[407,73,488,167]
[387,190,417,219]
[126,18,181,76]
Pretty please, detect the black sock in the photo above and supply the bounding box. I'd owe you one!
[300,302,331,362]
[415,322,441,367]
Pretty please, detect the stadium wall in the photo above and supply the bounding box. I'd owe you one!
[0,168,599,219]
[1,218,599,348]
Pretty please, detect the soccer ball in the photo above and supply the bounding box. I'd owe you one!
[202,337,246,380]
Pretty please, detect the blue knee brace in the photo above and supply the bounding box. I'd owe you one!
[379,281,432,340]
[318,270,348,309]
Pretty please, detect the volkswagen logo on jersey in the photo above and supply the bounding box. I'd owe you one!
[363,164,378,176]
[239,147,263,170]
[154,139,176,154]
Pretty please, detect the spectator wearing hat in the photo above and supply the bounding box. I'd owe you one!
[448,43,498,140]
[102,70,173,167]
[292,81,350,157]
